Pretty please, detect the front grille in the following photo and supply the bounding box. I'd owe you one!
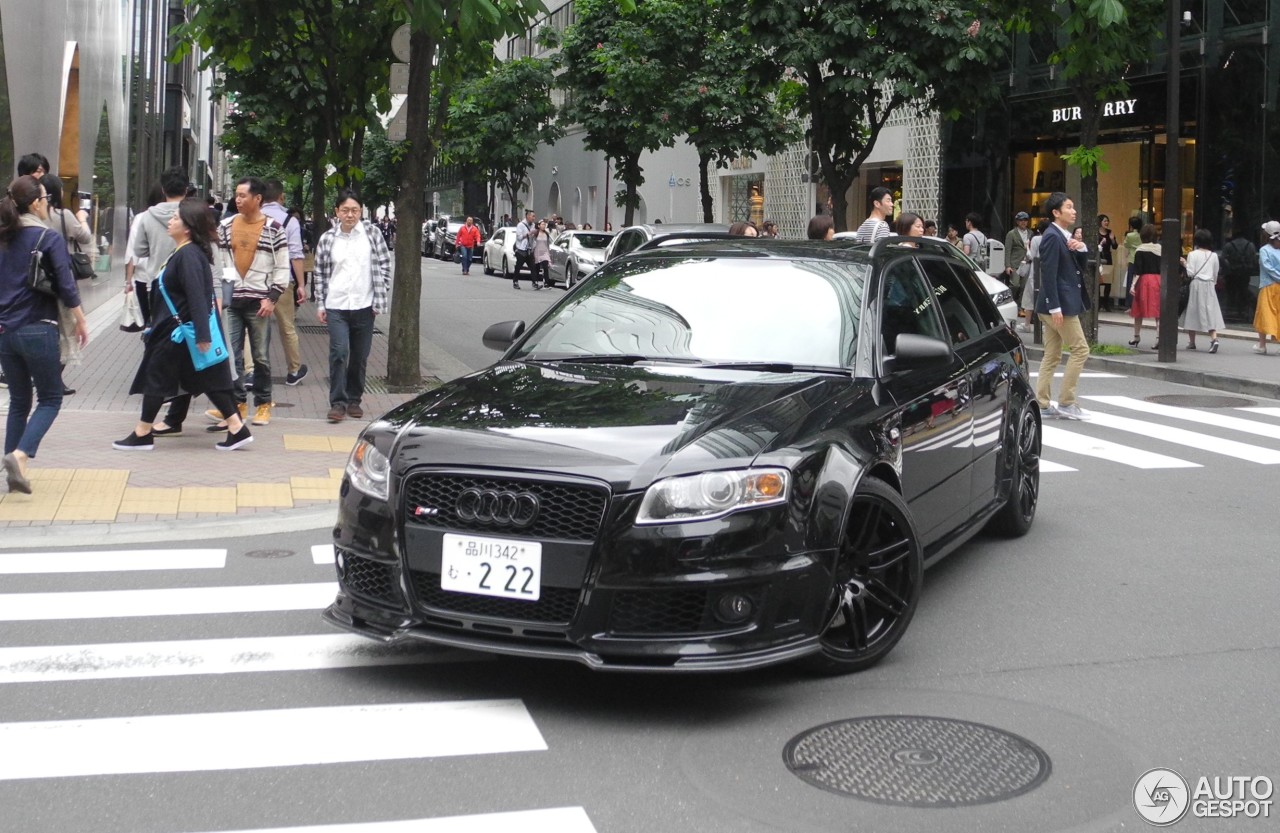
[608,589,711,635]
[342,554,401,606]
[403,473,608,542]
[411,570,581,624]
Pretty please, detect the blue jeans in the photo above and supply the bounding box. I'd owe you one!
[224,302,273,406]
[0,322,64,458]
[459,246,473,273]
[327,307,375,407]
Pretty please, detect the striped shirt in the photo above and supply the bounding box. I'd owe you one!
[853,217,890,244]
[217,215,290,302]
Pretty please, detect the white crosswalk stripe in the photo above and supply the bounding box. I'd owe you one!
[186,808,599,833]
[0,550,587,829]
[0,582,337,621]
[1041,396,1280,473]
[0,700,546,780]
[0,548,227,574]
[0,634,481,684]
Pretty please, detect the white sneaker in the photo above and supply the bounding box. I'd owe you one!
[1057,403,1091,420]
[1253,345,1268,355]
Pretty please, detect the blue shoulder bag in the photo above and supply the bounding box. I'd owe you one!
[154,262,229,372]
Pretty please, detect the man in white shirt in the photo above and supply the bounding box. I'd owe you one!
[311,191,393,423]
[853,187,894,244]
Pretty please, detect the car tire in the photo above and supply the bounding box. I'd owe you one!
[502,257,512,279]
[799,476,923,676]
[483,254,494,276]
[565,264,577,289]
[985,401,1040,537]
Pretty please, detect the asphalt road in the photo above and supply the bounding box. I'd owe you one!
[2,258,1277,832]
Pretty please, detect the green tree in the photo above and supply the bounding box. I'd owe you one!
[998,0,1164,339]
[176,0,398,233]
[443,53,563,217]
[670,0,797,222]
[560,0,688,225]
[746,0,1006,232]
[360,120,404,221]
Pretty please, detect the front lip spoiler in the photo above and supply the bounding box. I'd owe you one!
[323,598,820,673]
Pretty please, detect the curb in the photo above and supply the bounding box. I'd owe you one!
[0,506,337,550]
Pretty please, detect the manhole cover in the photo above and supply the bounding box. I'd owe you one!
[243,549,295,559]
[1145,394,1255,409]
[783,715,1050,807]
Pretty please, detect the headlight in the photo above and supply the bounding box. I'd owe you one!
[992,289,1013,306]
[636,468,789,524]
[346,439,390,500]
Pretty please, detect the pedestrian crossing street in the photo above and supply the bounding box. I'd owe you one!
[0,546,599,833]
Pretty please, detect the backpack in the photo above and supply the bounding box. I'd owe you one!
[1220,237,1258,280]
[965,230,988,270]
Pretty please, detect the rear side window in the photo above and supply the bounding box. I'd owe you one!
[918,259,989,345]
[879,258,946,354]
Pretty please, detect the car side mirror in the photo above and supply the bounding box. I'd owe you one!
[483,320,526,351]
[888,333,953,370]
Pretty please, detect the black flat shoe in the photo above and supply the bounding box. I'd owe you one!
[62,387,76,396]
[151,424,183,437]
[1209,340,1220,353]
[512,281,520,289]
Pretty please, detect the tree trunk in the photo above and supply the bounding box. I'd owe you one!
[621,154,641,226]
[698,151,713,222]
[351,126,366,189]
[386,27,436,391]
[309,126,329,250]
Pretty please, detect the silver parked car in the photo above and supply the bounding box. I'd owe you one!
[547,230,614,289]
[604,223,730,262]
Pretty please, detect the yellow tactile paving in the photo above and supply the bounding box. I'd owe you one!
[282,435,338,452]
[27,468,76,482]
[0,491,63,521]
[329,468,345,479]
[70,469,131,485]
[328,437,356,453]
[119,487,181,515]
[290,476,340,490]
[178,486,238,514]
[237,482,295,508]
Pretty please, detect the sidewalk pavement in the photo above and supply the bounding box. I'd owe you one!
[1,268,441,545]
[3,273,1278,545]
[1021,310,1280,401]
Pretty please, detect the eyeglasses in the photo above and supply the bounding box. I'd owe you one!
[35,194,48,202]
[336,207,361,215]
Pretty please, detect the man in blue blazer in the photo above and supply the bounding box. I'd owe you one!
[1034,191,1091,420]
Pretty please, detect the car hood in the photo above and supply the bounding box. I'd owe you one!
[381,362,860,491]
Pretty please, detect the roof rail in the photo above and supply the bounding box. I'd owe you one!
[634,231,744,251]
[867,234,963,260]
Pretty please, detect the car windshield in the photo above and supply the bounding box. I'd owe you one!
[572,233,612,250]
[511,256,866,368]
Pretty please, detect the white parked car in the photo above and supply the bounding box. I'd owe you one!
[481,227,519,277]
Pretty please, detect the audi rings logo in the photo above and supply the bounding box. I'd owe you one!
[456,487,540,527]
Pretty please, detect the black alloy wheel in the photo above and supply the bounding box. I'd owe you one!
[986,402,1040,537]
[800,476,922,675]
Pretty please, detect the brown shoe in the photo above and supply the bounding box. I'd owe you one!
[327,404,346,423]
[252,403,272,426]
[347,403,364,419]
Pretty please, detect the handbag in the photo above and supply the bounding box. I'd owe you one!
[154,264,229,372]
[120,289,145,332]
[27,229,57,296]
[60,210,96,281]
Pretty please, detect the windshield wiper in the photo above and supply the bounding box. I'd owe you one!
[695,361,851,375]
[539,354,699,366]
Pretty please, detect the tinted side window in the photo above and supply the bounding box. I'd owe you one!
[880,258,945,354]
[616,231,642,256]
[919,259,988,345]
[951,262,1004,330]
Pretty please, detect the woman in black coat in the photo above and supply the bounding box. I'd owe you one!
[114,199,252,451]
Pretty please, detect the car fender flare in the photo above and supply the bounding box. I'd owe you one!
[804,445,895,553]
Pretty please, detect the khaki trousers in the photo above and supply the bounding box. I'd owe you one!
[273,286,302,375]
[1035,313,1089,408]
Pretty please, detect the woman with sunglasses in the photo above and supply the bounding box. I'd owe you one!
[0,175,89,493]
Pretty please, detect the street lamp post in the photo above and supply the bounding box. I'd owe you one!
[1158,1,1182,362]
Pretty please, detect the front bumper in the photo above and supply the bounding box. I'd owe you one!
[326,478,836,672]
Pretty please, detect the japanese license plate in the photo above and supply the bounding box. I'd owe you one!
[440,533,542,601]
